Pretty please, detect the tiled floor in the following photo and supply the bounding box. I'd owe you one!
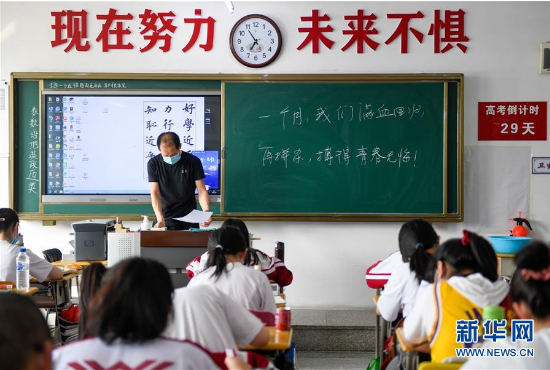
[296,351,373,370]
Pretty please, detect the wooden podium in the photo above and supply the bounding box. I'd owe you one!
[140,231,212,288]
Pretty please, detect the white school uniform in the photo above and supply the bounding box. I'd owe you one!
[376,254,424,322]
[188,261,277,314]
[462,327,550,369]
[0,240,52,283]
[187,250,293,287]
[53,337,217,370]
[164,285,265,353]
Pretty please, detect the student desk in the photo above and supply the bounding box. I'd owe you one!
[0,287,39,295]
[52,260,106,298]
[16,287,40,295]
[31,271,82,337]
[239,327,293,353]
[140,230,212,288]
[31,271,81,304]
[52,260,107,267]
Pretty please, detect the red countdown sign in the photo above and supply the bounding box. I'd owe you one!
[478,102,547,141]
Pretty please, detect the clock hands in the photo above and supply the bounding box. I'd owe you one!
[248,30,261,51]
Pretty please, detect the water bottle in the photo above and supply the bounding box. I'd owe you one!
[16,248,30,291]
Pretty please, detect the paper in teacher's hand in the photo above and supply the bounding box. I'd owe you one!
[173,210,213,224]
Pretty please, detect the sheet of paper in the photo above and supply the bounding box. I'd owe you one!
[173,210,213,224]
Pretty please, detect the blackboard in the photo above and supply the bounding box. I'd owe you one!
[223,78,461,220]
[10,73,462,221]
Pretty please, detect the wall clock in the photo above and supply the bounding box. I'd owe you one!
[230,14,282,68]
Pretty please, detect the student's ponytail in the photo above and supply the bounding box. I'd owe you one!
[511,241,550,319]
[435,230,498,282]
[221,218,260,266]
[206,226,247,280]
[410,245,435,283]
[398,219,438,283]
[463,230,498,282]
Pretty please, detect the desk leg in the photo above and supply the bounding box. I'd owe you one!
[375,311,380,358]
[76,275,80,298]
[374,288,381,359]
[404,350,418,370]
[380,317,389,363]
[52,281,60,343]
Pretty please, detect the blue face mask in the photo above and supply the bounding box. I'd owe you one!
[11,227,20,245]
[163,153,181,165]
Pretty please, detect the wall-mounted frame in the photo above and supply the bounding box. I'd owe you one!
[532,157,550,174]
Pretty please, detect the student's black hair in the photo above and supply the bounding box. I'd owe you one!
[435,230,498,282]
[0,294,51,370]
[0,208,19,234]
[79,263,107,339]
[87,258,174,344]
[511,241,550,318]
[222,217,259,266]
[206,226,247,279]
[398,218,439,283]
[156,131,181,150]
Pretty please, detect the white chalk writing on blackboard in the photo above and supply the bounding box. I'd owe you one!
[27,106,39,194]
[260,145,417,168]
[261,102,426,130]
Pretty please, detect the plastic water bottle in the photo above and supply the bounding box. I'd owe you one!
[16,248,30,291]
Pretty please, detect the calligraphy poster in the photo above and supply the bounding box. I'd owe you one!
[142,99,205,178]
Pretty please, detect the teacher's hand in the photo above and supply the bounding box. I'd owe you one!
[154,219,165,228]
[201,217,212,228]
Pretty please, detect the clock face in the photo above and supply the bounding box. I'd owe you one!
[230,15,282,68]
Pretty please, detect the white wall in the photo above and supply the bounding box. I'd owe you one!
[1,2,550,308]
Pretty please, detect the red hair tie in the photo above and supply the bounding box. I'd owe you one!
[461,230,471,246]
[521,268,550,282]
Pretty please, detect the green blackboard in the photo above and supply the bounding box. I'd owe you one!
[223,80,461,218]
[11,73,462,221]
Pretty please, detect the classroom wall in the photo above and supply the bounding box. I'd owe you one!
[1,1,549,308]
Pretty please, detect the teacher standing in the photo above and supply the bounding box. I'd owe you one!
[148,132,212,230]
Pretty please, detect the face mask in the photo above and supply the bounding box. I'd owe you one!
[11,227,20,245]
[163,153,181,165]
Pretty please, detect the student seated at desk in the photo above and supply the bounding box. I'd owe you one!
[376,219,439,322]
[187,218,293,288]
[0,208,62,283]
[0,293,53,370]
[463,241,550,369]
[188,226,277,314]
[403,230,510,363]
[164,284,270,352]
[53,258,218,370]
[78,263,107,339]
